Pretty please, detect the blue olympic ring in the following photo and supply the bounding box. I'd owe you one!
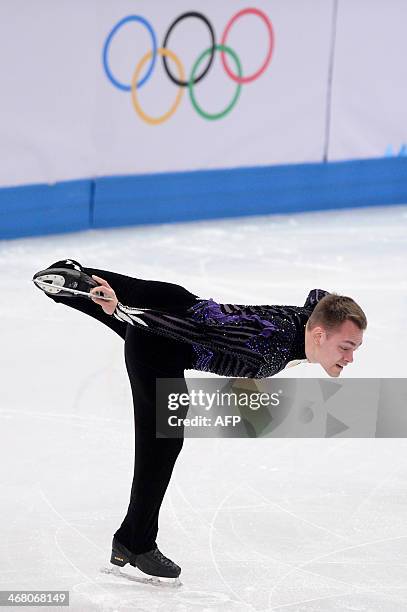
[102,15,157,91]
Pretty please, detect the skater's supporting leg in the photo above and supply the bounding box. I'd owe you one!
[114,325,192,553]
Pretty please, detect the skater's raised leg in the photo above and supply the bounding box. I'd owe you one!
[33,258,200,339]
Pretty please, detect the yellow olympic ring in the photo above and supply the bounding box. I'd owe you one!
[131,48,185,126]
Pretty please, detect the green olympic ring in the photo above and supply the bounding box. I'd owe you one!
[188,45,242,121]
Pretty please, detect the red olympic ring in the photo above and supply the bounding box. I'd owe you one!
[220,8,275,84]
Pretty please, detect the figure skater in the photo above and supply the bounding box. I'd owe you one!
[33,259,367,582]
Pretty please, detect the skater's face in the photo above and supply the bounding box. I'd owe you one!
[306,319,363,377]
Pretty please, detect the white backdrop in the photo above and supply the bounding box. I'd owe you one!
[329,0,407,160]
[0,0,405,188]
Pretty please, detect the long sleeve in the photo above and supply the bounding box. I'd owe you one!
[83,267,200,313]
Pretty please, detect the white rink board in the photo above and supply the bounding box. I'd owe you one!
[329,0,407,160]
[2,0,405,188]
[0,0,331,186]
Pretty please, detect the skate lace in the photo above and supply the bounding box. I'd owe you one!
[152,547,174,567]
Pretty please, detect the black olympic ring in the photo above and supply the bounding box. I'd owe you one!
[162,11,216,87]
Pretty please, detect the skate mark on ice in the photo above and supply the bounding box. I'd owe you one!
[344,463,405,529]
[267,589,367,611]
[267,532,407,608]
[54,524,112,606]
[209,484,258,611]
[227,510,387,607]
[167,488,196,547]
[249,483,353,543]
[1,407,126,426]
[39,486,112,607]
[38,485,105,553]
[40,487,141,607]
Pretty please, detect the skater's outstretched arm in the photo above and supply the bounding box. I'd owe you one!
[84,267,200,314]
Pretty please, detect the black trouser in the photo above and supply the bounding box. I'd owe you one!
[47,266,198,554]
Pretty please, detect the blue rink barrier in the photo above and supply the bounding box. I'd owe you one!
[0,179,92,240]
[1,158,407,240]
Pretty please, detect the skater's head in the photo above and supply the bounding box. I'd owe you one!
[304,294,367,377]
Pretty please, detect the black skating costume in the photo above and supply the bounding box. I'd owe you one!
[114,288,329,378]
[40,261,328,558]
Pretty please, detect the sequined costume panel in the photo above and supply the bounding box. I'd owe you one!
[113,289,330,378]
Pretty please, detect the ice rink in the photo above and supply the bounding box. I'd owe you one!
[1,203,407,611]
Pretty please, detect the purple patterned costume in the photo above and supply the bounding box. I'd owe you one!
[114,289,329,378]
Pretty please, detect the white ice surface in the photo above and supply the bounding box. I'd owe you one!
[1,205,407,611]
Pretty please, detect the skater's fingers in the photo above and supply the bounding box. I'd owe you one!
[92,275,110,289]
[90,292,112,305]
[90,294,104,304]
[92,275,111,288]
[90,285,114,299]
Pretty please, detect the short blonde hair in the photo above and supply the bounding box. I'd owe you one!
[307,293,367,332]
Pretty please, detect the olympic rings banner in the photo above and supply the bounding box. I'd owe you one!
[0,0,406,188]
[102,9,274,125]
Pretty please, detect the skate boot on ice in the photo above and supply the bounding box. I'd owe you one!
[108,536,181,585]
[32,259,112,301]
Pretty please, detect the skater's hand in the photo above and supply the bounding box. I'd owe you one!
[90,275,118,315]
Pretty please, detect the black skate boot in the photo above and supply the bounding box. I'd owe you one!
[108,536,181,585]
[32,259,111,300]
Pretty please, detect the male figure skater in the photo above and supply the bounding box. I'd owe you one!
[33,259,367,582]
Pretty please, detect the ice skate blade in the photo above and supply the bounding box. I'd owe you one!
[100,564,182,588]
[32,278,114,301]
